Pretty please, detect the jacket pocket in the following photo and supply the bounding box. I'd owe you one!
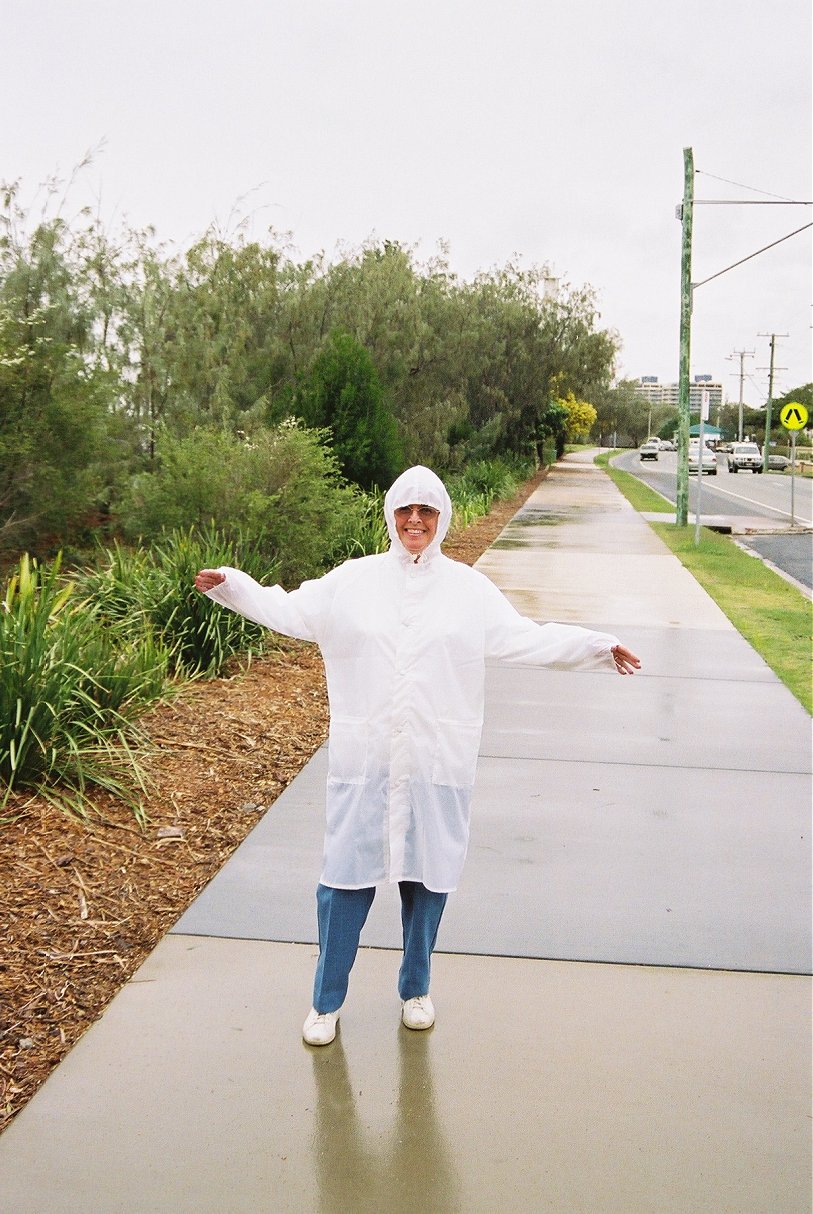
[431,719,481,789]
[327,717,368,785]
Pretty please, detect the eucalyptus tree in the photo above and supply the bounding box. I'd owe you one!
[592,379,648,448]
[453,265,616,463]
[0,184,122,553]
[155,232,289,435]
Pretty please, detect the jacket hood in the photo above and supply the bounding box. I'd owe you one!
[384,465,452,561]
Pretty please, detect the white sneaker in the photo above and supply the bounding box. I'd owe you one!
[302,1007,340,1045]
[401,995,435,1030]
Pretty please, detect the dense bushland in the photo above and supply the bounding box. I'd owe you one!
[0,180,619,562]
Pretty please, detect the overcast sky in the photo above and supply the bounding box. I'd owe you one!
[3,0,811,405]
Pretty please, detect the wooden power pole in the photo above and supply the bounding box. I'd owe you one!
[676,147,694,527]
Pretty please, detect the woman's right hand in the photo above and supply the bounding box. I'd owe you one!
[195,569,226,593]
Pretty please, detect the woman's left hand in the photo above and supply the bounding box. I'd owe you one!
[611,644,641,675]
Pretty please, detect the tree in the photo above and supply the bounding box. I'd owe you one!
[0,190,126,554]
[559,392,598,444]
[0,303,118,553]
[772,383,812,413]
[593,380,649,448]
[295,329,402,489]
[540,400,571,459]
[457,266,617,464]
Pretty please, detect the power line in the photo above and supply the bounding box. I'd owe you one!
[695,169,798,201]
[693,222,813,290]
[744,372,767,400]
[694,199,812,205]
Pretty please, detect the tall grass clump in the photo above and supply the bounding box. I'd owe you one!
[447,457,531,530]
[81,525,278,678]
[146,525,276,676]
[449,485,494,530]
[330,490,390,559]
[0,555,168,815]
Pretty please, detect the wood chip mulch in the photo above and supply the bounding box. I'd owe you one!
[0,466,548,1133]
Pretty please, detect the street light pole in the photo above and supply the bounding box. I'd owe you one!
[676,147,694,527]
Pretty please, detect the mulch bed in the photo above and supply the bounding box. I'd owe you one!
[0,465,547,1133]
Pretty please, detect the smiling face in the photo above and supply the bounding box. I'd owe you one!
[393,503,440,557]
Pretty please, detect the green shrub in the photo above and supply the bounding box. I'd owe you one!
[118,421,360,585]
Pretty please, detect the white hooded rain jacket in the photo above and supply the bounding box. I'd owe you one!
[205,466,619,892]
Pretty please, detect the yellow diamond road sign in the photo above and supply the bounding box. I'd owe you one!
[779,402,808,431]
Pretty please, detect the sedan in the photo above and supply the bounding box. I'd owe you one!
[688,445,717,475]
[639,441,659,461]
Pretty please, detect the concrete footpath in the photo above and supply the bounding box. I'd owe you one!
[0,453,810,1213]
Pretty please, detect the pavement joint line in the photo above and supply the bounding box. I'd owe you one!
[170,932,811,978]
[477,752,813,775]
[497,672,784,683]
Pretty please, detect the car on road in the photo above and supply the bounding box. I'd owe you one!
[727,442,763,473]
[768,454,791,471]
[639,440,659,461]
[688,443,717,475]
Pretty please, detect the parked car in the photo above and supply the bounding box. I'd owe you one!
[639,440,659,461]
[768,454,791,471]
[727,442,763,474]
[688,444,717,475]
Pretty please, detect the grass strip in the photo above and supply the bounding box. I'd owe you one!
[594,450,674,513]
[594,452,812,713]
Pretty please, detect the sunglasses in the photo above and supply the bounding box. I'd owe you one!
[394,505,440,521]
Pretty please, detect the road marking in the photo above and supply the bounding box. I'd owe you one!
[688,481,812,526]
[622,454,813,526]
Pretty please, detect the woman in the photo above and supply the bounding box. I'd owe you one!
[195,465,640,1045]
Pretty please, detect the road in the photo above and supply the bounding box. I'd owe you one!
[613,448,813,592]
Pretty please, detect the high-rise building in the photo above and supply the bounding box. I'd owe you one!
[634,375,724,413]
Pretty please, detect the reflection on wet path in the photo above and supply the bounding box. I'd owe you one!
[310,1028,461,1213]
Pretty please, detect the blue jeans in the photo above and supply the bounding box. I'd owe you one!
[312,881,448,1014]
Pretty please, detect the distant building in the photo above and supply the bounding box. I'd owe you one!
[634,376,724,413]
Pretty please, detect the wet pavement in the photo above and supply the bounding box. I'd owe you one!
[0,452,810,1213]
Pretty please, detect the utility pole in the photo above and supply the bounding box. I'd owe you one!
[726,349,754,441]
[757,333,788,471]
[676,147,694,527]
